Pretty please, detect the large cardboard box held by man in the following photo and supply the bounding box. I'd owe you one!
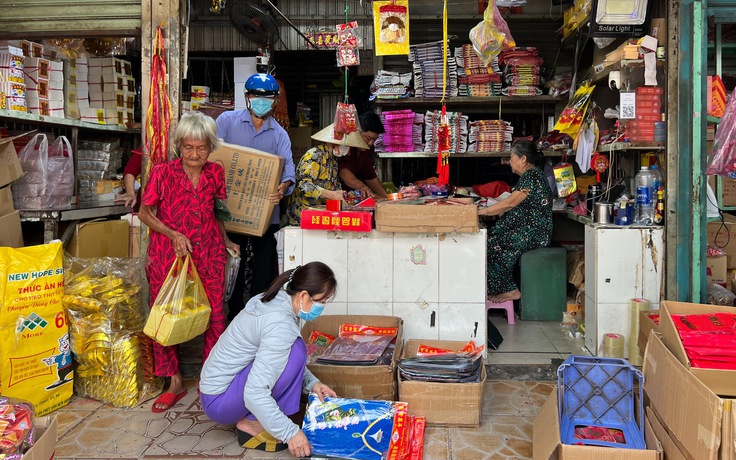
[659,300,736,396]
[300,314,403,401]
[533,384,663,460]
[398,339,485,427]
[643,332,736,460]
[209,142,284,237]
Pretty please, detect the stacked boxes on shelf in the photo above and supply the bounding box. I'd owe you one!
[48,60,64,117]
[627,86,663,142]
[0,45,26,112]
[86,57,135,126]
[25,56,52,117]
[63,57,89,120]
[77,139,123,200]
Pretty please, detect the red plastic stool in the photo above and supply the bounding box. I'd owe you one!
[486,299,515,325]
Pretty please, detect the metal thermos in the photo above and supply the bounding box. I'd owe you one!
[586,184,602,214]
[594,202,614,224]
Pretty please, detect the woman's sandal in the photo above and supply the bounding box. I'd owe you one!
[151,390,187,413]
[236,429,288,452]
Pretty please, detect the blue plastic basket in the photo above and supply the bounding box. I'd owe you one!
[557,355,645,449]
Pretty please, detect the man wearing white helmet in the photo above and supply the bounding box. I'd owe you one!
[216,73,296,322]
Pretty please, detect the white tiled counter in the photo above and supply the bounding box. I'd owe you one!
[280,227,487,348]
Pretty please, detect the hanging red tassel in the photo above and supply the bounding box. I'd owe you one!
[436,105,450,186]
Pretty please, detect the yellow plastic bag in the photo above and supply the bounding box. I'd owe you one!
[469,0,516,65]
[144,254,211,346]
[373,0,409,56]
[0,242,72,416]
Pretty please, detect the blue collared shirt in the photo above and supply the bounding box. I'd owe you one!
[216,109,296,225]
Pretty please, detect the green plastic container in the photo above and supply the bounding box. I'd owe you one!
[520,247,567,321]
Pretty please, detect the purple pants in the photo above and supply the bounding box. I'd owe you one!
[200,338,306,425]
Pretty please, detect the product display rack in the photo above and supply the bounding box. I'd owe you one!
[598,142,666,152]
[588,59,666,85]
[0,108,129,133]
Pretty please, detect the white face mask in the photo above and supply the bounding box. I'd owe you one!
[332,144,350,157]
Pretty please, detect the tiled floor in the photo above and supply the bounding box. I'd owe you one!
[51,318,584,459]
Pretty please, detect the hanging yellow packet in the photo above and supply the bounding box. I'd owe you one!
[554,163,578,197]
[373,1,409,56]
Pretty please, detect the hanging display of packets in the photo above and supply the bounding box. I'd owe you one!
[62,257,163,408]
[373,1,410,56]
[333,101,359,140]
[336,21,360,67]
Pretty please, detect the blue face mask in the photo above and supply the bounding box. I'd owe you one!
[298,301,325,322]
[249,97,274,118]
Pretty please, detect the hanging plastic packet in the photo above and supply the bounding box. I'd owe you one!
[469,0,516,66]
[333,101,359,140]
[554,82,595,138]
[373,0,409,56]
[553,163,577,197]
[223,248,240,301]
[336,21,360,67]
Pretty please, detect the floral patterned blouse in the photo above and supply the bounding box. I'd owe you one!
[285,144,339,225]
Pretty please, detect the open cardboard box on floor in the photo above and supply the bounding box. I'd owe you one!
[659,300,736,396]
[398,339,485,427]
[643,332,735,460]
[209,142,284,237]
[0,134,24,188]
[301,314,403,401]
[637,309,660,358]
[533,384,662,459]
[66,219,129,258]
[23,415,57,460]
[375,200,478,233]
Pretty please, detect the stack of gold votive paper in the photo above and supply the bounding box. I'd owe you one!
[62,257,162,407]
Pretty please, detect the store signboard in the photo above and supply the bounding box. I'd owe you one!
[590,0,652,37]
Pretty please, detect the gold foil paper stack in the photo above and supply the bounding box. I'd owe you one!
[63,257,162,407]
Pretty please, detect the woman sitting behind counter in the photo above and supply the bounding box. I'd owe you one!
[284,123,369,225]
[478,140,553,303]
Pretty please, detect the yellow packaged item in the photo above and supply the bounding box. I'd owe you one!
[144,254,212,346]
[554,163,578,197]
[373,1,409,56]
[0,242,72,416]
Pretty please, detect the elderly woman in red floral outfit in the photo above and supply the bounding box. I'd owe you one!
[139,111,240,413]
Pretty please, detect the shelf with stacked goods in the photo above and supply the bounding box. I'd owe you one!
[0,108,131,133]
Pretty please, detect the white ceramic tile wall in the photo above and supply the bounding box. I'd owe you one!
[438,230,487,303]
[438,302,487,344]
[347,232,393,303]
[392,234,439,303]
[302,230,349,302]
[393,301,439,340]
[281,227,303,271]
[346,301,393,317]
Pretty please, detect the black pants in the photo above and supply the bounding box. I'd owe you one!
[226,224,280,322]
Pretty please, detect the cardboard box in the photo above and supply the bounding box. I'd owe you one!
[643,332,735,460]
[208,142,284,237]
[707,255,729,285]
[0,135,24,187]
[707,213,736,267]
[0,184,13,215]
[398,339,486,427]
[66,219,129,258]
[301,314,403,401]
[637,309,660,357]
[533,384,662,460]
[0,210,23,247]
[659,300,736,396]
[645,407,687,460]
[375,201,479,233]
[300,209,372,232]
[23,415,57,460]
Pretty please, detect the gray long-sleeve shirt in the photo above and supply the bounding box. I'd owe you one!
[199,290,319,442]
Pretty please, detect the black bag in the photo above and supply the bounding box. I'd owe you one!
[487,315,504,350]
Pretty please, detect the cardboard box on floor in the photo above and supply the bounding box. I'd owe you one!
[0,134,24,188]
[66,219,129,258]
[0,185,23,247]
[659,300,736,396]
[301,315,403,401]
[643,332,736,460]
[24,415,57,460]
[375,200,478,233]
[209,142,284,237]
[707,213,736,267]
[637,309,660,357]
[645,406,687,460]
[398,339,485,427]
[533,384,663,460]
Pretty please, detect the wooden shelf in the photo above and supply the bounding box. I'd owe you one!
[0,109,130,133]
[377,149,568,158]
[598,142,666,152]
[589,59,666,84]
[373,95,563,107]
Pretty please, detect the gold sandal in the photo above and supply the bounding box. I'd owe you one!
[236,429,288,452]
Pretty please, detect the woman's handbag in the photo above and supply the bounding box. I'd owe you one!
[144,254,212,346]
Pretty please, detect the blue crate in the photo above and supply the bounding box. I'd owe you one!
[557,355,645,449]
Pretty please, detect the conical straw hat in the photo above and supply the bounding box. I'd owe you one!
[311,123,369,150]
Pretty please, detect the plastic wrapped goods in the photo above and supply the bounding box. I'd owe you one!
[0,397,36,460]
[63,256,162,407]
